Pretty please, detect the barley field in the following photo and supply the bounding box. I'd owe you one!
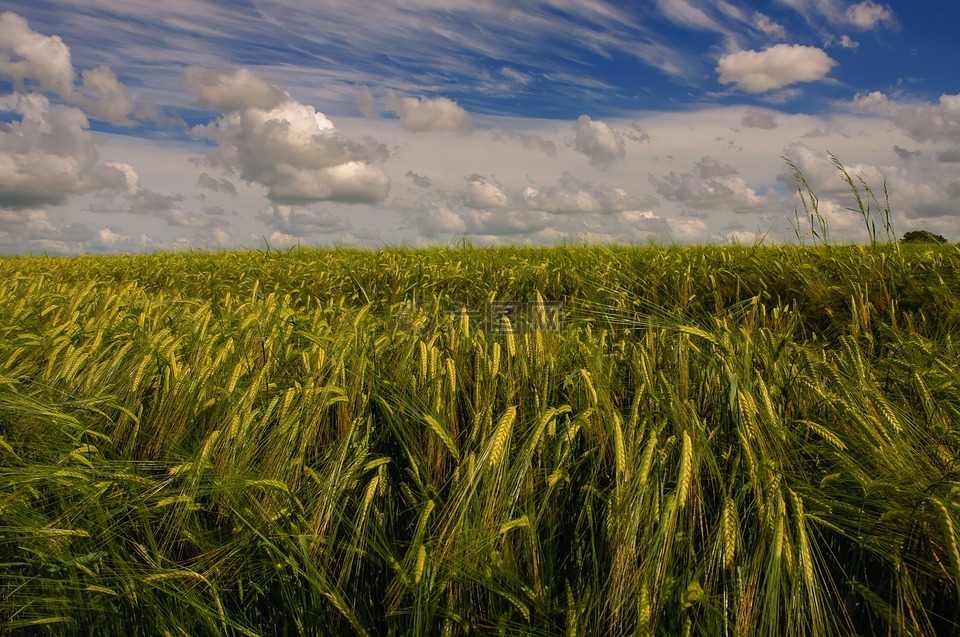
[2,243,960,636]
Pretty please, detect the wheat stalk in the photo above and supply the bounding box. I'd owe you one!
[487,405,517,469]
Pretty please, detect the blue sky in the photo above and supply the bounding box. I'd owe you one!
[1,1,958,253]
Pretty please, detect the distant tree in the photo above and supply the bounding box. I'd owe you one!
[901,230,948,244]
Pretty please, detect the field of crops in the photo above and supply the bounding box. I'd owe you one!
[2,243,960,636]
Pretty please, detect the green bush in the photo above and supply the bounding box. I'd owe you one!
[901,230,948,244]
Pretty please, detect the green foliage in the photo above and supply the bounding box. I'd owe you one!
[2,244,960,635]
[902,230,948,244]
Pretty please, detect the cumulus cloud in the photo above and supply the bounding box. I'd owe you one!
[0,11,75,95]
[573,115,625,168]
[354,85,378,118]
[522,172,655,215]
[773,142,959,227]
[189,67,391,204]
[104,161,140,194]
[850,91,960,152]
[695,156,738,178]
[458,207,554,238]
[894,94,960,145]
[184,66,285,112]
[0,93,138,208]
[650,156,781,213]
[257,204,351,236]
[0,12,135,125]
[717,44,836,93]
[88,227,131,252]
[834,35,859,49]
[725,230,765,244]
[385,92,472,133]
[617,209,671,237]
[669,218,710,243]
[461,175,509,210]
[74,66,136,126]
[399,203,468,238]
[393,170,660,241]
[853,90,891,113]
[126,188,184,215]
[846,1,894,29]
[0,207,152,254]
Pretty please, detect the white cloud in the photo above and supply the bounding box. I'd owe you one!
[401,204,468,238]
[717,44,836,93]
[753,12,786,38]
[522,172,653,215]
[189,68,391,204]
[0,11,74,95]
[0,93,136,208]
[459,207,554,238]
[657,0,725,32]
[573,115,625,168]
[89,227,130,251]
[264,230,300,249]
[853,90,891,113]
[838,35,859,49]
[894,94,960,145]
[0,206,154,254]
[0,12,135,126]
[725,230,764,244]
[650,155,782,213]
[184,66,285,112]
[265,160,391,204]
[104,161,140,194]
[616,209,671,241]
[385,92,472,133]
[850,90,960,149]
[777,0,895,30]
[669,218,710,243]
[461,175,510,210]
[500,66,531,85]
[257,204,351,236]
[354,85,378,118]
[696,156,738,178]
[846,1,894,30]
[74,66,136,126]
